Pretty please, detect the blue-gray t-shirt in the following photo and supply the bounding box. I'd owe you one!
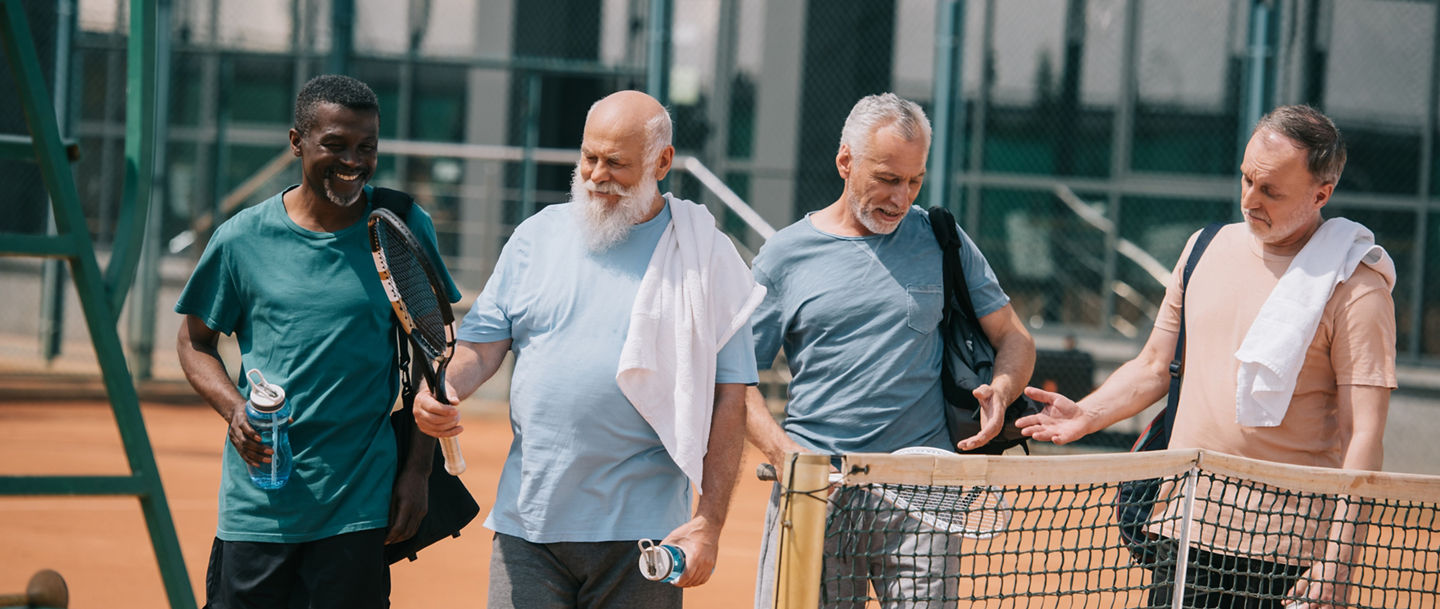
[751,206,1008,455]
[459,196,758,543]
[175,185,460,543]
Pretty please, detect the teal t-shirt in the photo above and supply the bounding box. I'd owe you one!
[751,205,1008,455]
[459,196,758,543]
[175,185,460,543]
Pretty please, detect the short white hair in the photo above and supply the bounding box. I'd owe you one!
[839,93,932,161]
[642,110,672,167]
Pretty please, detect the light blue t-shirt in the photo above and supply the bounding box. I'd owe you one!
[751,205,1008,455]
[460,196,758,543]
[175,185,460,543]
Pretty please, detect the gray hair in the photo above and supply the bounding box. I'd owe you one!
[1253,105,1347,185]
[584,98,673,168]
[839,93,932,160]
[642,109,672,167]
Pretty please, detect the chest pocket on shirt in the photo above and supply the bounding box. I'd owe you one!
[906,284,943,334]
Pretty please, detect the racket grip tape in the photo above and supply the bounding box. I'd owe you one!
[440,436,466,475]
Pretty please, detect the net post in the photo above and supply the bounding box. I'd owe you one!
[1171,464,1201,609]
[775,452,830,609]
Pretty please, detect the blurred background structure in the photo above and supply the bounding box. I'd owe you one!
[3,0,1440,465]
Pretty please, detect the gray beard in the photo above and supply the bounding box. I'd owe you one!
[848,190,900,235]
[571,164,659,252]
[325,176,364,208]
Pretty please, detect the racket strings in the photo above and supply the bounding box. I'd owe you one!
[374,221,449,358]
[879,484,1010,538]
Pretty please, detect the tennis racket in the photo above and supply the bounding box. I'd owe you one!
[368,207,465,476]
[880,446,1009,538]
[756,446,1009,539]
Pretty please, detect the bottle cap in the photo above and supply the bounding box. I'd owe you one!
[637,539,678,582]
[245,369,286,412]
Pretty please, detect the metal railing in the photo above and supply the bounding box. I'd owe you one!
[1050,183,1172,335]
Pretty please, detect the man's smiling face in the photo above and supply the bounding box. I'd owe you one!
[290,102,379,208]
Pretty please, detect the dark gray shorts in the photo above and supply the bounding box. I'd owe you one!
[487,532,682,609]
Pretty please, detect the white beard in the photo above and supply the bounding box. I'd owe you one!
[571,164,659,252]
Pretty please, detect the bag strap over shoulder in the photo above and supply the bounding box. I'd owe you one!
[927,207,981,327]
[1152,221,1224,448]
[370,187,415,219]
[395,322,415,412]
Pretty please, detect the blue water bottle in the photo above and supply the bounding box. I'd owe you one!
[637,539,686,584]
[244,369,291,490]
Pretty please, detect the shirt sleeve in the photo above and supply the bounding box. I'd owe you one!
[954,224,1011,318]
[174,223,244,335]
[749,257,785,372]
[1330,272,1398,389]
[457,223,522,344]
[716,319,759,384]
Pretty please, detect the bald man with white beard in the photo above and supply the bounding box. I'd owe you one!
[413,91,756,609]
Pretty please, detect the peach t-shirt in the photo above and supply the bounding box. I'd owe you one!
[1149,222,1396,560]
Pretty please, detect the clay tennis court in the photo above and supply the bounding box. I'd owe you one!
[0,387,772,608]
[7,375,1437,609]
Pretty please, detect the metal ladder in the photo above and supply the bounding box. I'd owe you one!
[0,2,196,607]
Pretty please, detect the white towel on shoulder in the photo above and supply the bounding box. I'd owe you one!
[617,194,766,493]
[1234,217,1395,427]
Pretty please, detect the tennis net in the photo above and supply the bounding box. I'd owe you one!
[770,449,1439,609]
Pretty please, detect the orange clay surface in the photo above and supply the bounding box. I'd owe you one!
[0,398,771,608]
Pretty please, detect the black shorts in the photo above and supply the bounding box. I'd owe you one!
[203,528,389,609]
[1147,542,1305,609]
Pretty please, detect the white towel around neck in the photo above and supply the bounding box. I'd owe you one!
[617,194,766,493]
[1234,217,1395,427]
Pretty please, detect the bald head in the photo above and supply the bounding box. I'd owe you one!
[585,91,673,167]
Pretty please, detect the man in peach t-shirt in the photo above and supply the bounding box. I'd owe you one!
[1019,105,1396,609]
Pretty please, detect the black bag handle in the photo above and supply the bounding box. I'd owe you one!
[1153,222,1224,448]
[926,207,980,330]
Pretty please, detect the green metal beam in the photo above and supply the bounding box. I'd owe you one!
[103,0,159,318]
[328,0,354,75]
[928,0,965,214]
[645,0,671,106]
[0,475,151,496]
[0,231,82,258]
[0,133,78,161]
[127,0,174,381]
[1239,0,1278,159]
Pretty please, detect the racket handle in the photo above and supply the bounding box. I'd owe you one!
[440,436,466,475]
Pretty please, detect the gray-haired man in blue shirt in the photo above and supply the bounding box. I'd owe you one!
[746,93,1036,608]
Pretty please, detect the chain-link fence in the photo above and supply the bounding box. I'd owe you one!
[5,0,1440,385]
[0,0,66,238]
